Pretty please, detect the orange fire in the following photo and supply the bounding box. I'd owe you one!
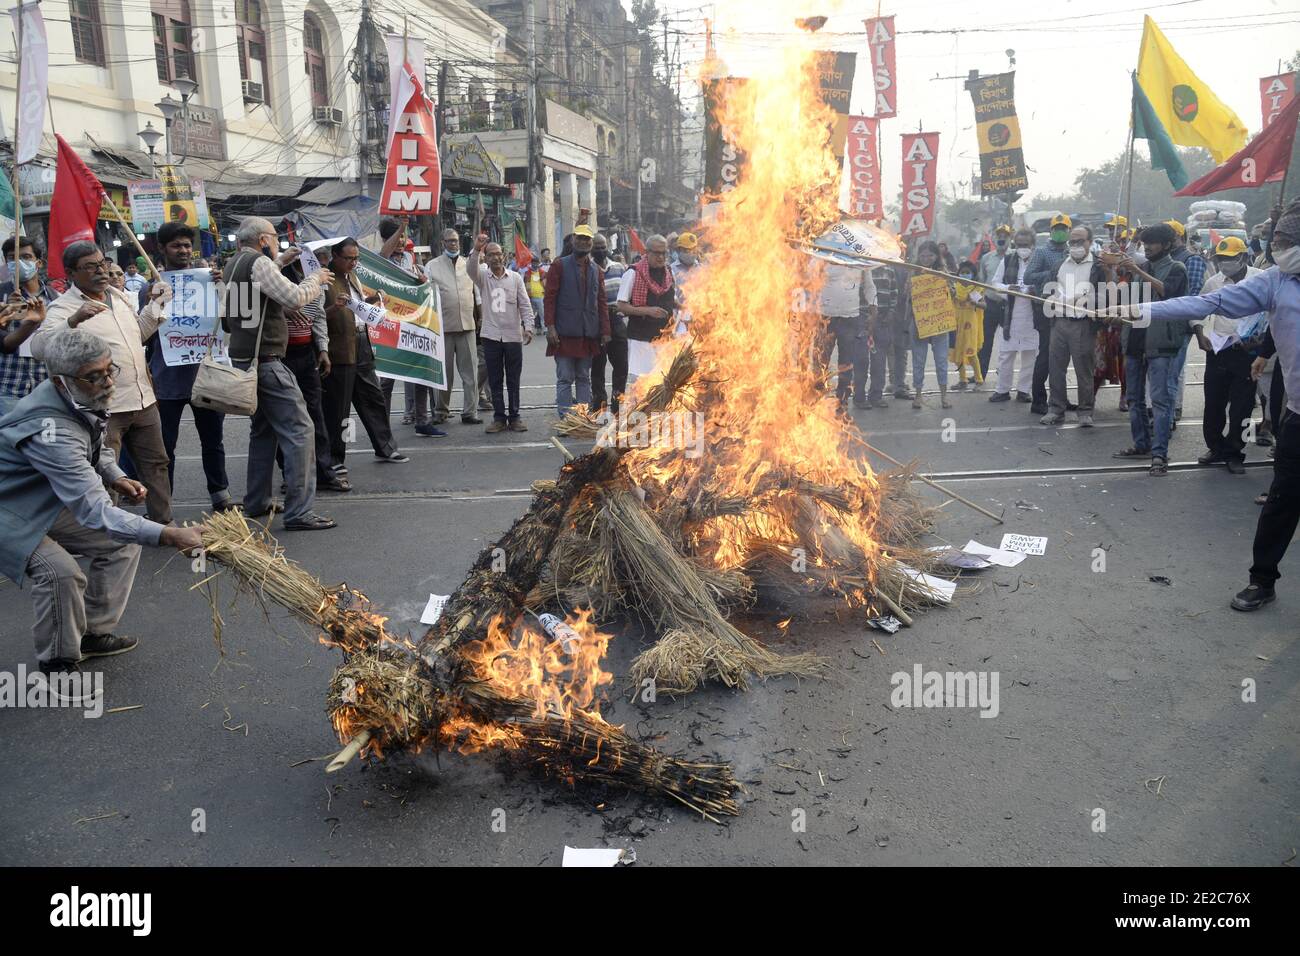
[440,609,616,754]
[619,39,889,586]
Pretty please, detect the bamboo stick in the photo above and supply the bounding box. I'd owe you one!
[326,729,371,774]
[100,190,163,283]
[853,437,1004,524]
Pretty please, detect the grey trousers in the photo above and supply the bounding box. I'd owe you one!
[243,359,316,524]
[25,508,141,664]
[404,383,433,424]
[1048,318,1097,414]
[434,330,478,419]
[476,337,490,404]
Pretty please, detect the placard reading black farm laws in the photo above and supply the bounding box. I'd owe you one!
[969,72,1029,196]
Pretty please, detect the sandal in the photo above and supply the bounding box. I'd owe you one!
[1149,457,1168,477]
[1254,492,1268,505]
[1112,446,1151,459]
[911,398,923,409]
[941,398,953,409]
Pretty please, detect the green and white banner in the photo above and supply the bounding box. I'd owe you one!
[305,241,446,390]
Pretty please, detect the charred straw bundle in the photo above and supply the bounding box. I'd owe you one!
[202,506,740,820]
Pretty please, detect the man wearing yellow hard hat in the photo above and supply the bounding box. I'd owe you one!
[671,232,702,337]
[1188,236,1263,476]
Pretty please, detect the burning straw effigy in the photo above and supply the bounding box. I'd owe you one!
[197,41,975,819]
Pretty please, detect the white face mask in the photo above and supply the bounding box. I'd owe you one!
[1069,246,1088,261]
[1015,247,1032,260]
[1273,245,1300,274]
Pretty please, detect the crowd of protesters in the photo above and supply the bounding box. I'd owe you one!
[1,198,1296,697]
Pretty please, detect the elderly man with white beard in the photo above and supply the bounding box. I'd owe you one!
[0,329,203,702]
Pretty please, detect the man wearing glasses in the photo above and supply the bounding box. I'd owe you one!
[543,224,612,417]
[31,240,174,525]
[0,329,204,699]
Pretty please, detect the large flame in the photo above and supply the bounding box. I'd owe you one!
[440,609,615,754]
[621,40,887,584]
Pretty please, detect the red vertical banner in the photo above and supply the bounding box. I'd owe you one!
[864,16,897,118]
[843,116,882,220]
[899,132,939,238]
[1260,73,1297,129]
[380,63,442,216]
[47,134,105,281]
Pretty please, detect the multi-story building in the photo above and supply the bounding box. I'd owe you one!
[0,0,509,254]
[472,0,696,247]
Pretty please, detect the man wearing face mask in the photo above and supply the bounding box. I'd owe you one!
[424,228,481,425]
[0,329,204,697]
[1140,199,1300,611]
[1189,237,1263,475]
[1023,213,1073,414]
[1110,223,1189,477]
[1043,226,1105,426]
[544,224,611,417]
[0,237,56,414]
[977,225,1010,382]
[990,228,1039,403]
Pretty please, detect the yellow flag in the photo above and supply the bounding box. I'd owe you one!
[1135,16,1248,164]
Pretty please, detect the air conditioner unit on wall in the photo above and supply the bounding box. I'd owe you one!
[241,79,264,104]
[315,106,343,126]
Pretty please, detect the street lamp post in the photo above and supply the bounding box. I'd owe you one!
[137,121,163,172]
[155,75,199,165]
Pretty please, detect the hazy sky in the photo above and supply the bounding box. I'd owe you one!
[643,0,1296,209]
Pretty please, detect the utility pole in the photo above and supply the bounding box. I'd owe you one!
[357,0,371,198]
[524,0,539,248]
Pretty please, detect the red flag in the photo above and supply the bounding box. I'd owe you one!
[47,134,104,281]
[514,230,532,270]
[628,228,646,255]
[1175,95,1300,196]
[968,233,991,265]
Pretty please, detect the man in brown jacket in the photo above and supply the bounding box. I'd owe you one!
[320,238,408,473]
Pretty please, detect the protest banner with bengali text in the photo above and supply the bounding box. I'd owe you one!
[814,51,856,155]
[129,177,210,233]
[909,274,957,338]
[158,268,226,366]
[968,72,1029,197]
[900,132,939,237]
[864,16,897,118]
[351,246,446,389]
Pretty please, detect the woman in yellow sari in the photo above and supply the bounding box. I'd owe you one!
[949,260,985,390]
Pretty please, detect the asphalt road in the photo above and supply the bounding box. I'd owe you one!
[2,340,1296,866]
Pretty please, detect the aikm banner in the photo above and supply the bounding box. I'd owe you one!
[307,241,447,390]
[968,71,1029,196]
[1260,73,1297,128]
[704,76,749,196]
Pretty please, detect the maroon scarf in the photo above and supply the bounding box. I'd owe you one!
[628,257,673,307]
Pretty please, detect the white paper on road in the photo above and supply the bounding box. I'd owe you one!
[562,846,631,867]
[963,540,1028,567]
[420,593,450,625]
[898,566,957,604]
[1000,533,1048,556]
